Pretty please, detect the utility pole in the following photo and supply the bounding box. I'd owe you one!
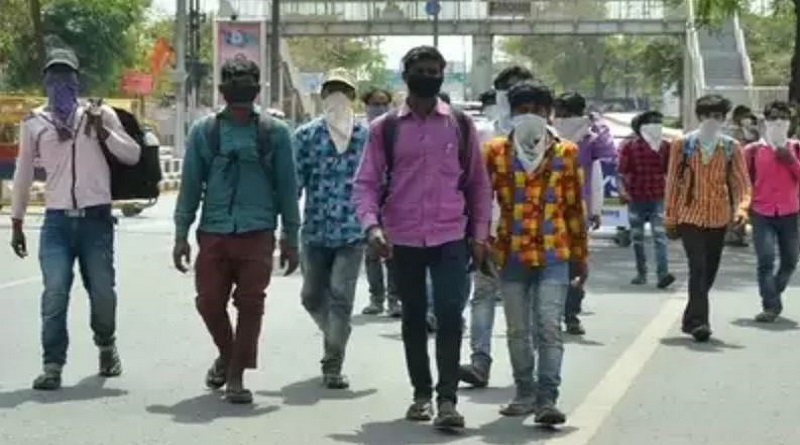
[433,11,439,48]
[269,0,281,108]
[174,0,187,157]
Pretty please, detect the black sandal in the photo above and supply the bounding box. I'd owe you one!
[224,388,253,404]
[205,359,227,390]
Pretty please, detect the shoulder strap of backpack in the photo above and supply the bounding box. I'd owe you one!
[379,110,400,206]
[451,108,471,192]
[255,113,274,180]
[203,114,224,180]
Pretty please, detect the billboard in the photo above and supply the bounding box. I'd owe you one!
[212,20,268,109]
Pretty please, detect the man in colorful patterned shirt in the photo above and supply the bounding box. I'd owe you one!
[553,92,616,335]
[617,110,676,288]
[295,69,367,389]
[664,94,751,342]
[745,101,800,323]
[484,81,587,426]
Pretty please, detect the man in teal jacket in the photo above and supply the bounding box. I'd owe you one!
[172,57,300,404]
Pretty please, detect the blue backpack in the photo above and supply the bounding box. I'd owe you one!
[678,133,736,208]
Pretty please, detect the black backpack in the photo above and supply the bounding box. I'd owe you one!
[98,107,162,201]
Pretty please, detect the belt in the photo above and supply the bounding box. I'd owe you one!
[46,204,113,219]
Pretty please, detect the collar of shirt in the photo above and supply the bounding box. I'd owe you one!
[397,98,450,119]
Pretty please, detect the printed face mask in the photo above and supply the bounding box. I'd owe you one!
[764,119,790,149]
[640,123,663,151]
[43,70,79,126]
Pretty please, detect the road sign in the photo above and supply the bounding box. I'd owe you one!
[120,71,154,96]
[425,0,440,16]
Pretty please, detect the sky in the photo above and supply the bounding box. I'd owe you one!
[150,0,474,69]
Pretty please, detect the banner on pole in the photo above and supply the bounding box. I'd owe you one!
[212,20,268,109]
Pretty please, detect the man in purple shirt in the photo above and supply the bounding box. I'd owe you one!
[353,46,491,431]
[553,92,616,335]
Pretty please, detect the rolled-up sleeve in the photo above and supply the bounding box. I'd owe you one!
[100,105,140,165]
[464,119,492,242]
[353,119,386,231]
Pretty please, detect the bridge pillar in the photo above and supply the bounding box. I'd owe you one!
[470,35,493,100]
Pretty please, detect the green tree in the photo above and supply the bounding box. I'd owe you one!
[286,37,386,91]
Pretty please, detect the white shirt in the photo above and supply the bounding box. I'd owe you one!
[12,104,141,219]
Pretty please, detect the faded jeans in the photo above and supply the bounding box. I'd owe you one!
[500,260,569,404]
[39,206,117,367]
[364,252,398,305]
[628,201,669,279]
[468,265,500,369]
[301,242,365,374]
[751,211,800,313]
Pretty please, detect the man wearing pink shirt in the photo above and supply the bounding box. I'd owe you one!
[353,46,491,431]
[746,101,800,323]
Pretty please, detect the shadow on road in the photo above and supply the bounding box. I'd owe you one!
[731,317,800,332]
[328,416,578,445]
[257,377,377,406]
[351,314,401,327]
[457,385,514,406]
[660,336,746,352]
[146,392,279,424]
[0,375,127,409]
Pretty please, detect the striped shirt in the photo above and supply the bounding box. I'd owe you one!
[484,135,587,268]
[664,136,751,228]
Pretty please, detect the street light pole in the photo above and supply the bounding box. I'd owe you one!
[433,10,439,48]
[174,0,187,157]
[269,0,281,108]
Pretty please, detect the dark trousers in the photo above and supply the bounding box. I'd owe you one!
[195,230,274,370]
[751,212,800,313]
[392,239,469,405]
[678,224,726,329]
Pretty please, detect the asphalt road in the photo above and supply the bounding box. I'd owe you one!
[1,194,799,445]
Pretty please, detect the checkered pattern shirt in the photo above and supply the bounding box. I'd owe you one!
[484,135,588,268]
[617,137,670,202]
[294,117,367,248]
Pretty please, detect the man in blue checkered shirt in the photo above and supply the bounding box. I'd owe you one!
[294,68,368,389]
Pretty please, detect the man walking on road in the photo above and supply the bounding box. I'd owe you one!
[484,81,587,425]
[552,92,616,336]
[458,66,534,389]
[353,46,491,431]
[725,105,760,247]
[10,47,140,390]
[359,86,401,317]
[295,69,367,388]
[745,101,800,322]
[617,111,676,288]
[173,58,300,403]
[664,94,751,342]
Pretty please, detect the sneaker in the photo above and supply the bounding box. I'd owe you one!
[361,302,384,315]
[405,399,434,421]
[691,324,712,342]
[323,374,350,389]
[32,364,62,391]
[755,310,779,323]
[534,404,566,425]
[433,401,465,430]
[499,400,537,417]
[458,363,489,388]
[387,300,402,318]
[99,345,123,377]
[565,318,585,335]
[630,275,647,285]
[426,313,437,333]
[205,358,227,389]
[657,273,676,289]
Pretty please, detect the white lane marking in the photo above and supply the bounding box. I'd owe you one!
[0,276,39,290]
[545,297,685,445]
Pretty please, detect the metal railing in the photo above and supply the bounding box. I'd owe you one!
[233,0,686,22]
[732,13,754,86]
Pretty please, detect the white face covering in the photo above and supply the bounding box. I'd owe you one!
[553,116,591,143]
[696,118,723,162]
[482,104,498,121]
[512,113,549,173]
[323,92,354,154]
[764,119,790,150]
[640,123,663,151]
[495,91,512,134]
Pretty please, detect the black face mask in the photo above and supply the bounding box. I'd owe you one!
[219,84,260,105]
[406,74,443,99]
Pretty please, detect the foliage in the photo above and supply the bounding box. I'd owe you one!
[2,0,150,95]
[286,37,387,92]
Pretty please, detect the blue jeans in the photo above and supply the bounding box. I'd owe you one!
[500,260,569,404]
[39,206,117,367]
[628,201,669,279]
[300,242,365,374]
[467,263,500,368]
[751,212,800,313]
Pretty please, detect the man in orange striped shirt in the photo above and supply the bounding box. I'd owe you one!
[664,94,751,342]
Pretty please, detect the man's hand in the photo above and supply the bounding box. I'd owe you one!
[732,213,747,229]
[279,238,299,276]
[618,192,630,205]
[570,261,588,289]
[10,225,26,258]
[589,215,601,231]
[665,224,680,240]
[173,238,191,273]
[469,239,489,270]
[367,226,392,259]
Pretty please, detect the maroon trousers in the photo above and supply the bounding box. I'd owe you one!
[195,230,274,370]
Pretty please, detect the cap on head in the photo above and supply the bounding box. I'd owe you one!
[43,47,79,73]
[321,67,356,93]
